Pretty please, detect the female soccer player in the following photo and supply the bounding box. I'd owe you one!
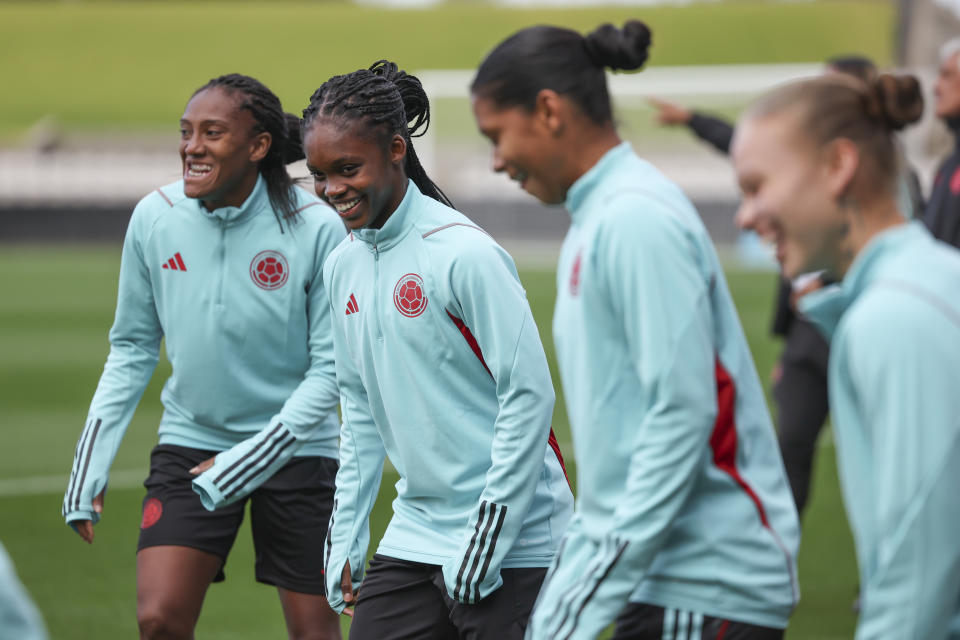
[733,73,960,639]
[62,74,344,640]
[471,21,801,639]
[301,60,573,640]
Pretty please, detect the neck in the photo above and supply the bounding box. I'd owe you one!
[835,196,905,278]
[563,124,622,193]
[369,175,408,230]
[202,171,259,212]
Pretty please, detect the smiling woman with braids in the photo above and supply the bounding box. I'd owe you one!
[61,74,345,640]
[733,72,960,639]
[302,60,573,640]
[471,21,802,640]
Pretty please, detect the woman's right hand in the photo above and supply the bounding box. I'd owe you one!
[72,491,104,544]
[341,560,357,617]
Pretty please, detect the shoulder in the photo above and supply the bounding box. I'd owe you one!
[321,232,359,285]
[593,185,704,265]
[146,180,189,211]
[843,274,960,362]
[127,180,189,238]
[417,202,514,272]
[287,185,346,250]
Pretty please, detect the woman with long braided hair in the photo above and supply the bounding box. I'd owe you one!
[62,74,345,639]
[302,60,573,639]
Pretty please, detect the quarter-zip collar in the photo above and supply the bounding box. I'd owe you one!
[353,179,419,253]
[564,141,633,226]
[192,174,269,227]
[801,221,923,339]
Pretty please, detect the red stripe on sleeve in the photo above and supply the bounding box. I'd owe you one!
[446,310,569,485]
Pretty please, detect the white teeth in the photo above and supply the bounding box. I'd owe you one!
[187,163,212,177]
[333,198,360,213]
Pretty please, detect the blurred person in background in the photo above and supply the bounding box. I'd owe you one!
[733,70,960,639]
[650,55,923,521]
[472,20,799,639]
[923,36,960,248]
[0,542,47,640]
[61,74,345,640]
[303,60,573,640]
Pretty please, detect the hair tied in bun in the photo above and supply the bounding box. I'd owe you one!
[870,74,924,132]
[583,20,652,72]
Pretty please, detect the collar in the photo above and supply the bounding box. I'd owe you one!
[193,174,269,227]
[800,221,926,338]
[353,179,419,252]
[564,141,633,225]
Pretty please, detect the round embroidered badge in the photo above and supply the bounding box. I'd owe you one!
[141,497,163,529]
[250,250,289,290]
[394,273,428,317]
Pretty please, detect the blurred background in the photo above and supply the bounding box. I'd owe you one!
[2,0,958,638]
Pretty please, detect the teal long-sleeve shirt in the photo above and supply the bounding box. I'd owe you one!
[528,143,800,639]
[321,180,573,612]
[0,542,47,640]
[802,222,960,640]
[63,176,345,525]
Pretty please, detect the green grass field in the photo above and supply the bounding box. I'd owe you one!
[0,244,858,639]
[0,0,893,137]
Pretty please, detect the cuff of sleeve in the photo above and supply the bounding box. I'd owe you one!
[191,474,225,512]
[441,555,504,604]
[64,509,99,526]
[324,557,365,614]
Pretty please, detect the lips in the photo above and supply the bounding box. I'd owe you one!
[330,196,362,219]
[185,162,213,179]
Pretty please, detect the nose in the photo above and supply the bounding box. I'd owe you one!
[324,178,347,199]
[491,150,506,174]
[735,200,757,231]
[183,131,204,156]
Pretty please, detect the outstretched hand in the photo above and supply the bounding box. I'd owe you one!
[648,97,694,126]
[73,490,105,544]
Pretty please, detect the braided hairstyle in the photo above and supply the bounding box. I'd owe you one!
[192,74,305,227]
[471,20,652,125]
[301,60,452,207]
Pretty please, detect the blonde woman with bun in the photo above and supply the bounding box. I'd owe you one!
[734,74,960,639]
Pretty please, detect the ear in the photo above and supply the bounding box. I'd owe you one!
[823,138,860,202]
[389,134,407,166]
[249,132,272,164]
[532,89,565,135]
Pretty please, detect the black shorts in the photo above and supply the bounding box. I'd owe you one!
[349,554,547,640]
[137,444,337,595]
[611,602,784,640]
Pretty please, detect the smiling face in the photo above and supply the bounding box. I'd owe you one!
[302,118,408,231]
[471,93,570,204]
[732,113,853,280]
[179,87,269,210]
[935,52,960,119]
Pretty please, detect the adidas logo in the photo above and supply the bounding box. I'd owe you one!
[161,252,187,271]
[345,293,359,315]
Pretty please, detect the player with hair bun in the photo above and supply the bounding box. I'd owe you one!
[302,60,573,640]
[734,72,960,639]
[472,21,801,639]
[62,73,345,640]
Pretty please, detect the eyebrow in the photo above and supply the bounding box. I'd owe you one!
[307,156,364,172]
[179,118,231,127]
